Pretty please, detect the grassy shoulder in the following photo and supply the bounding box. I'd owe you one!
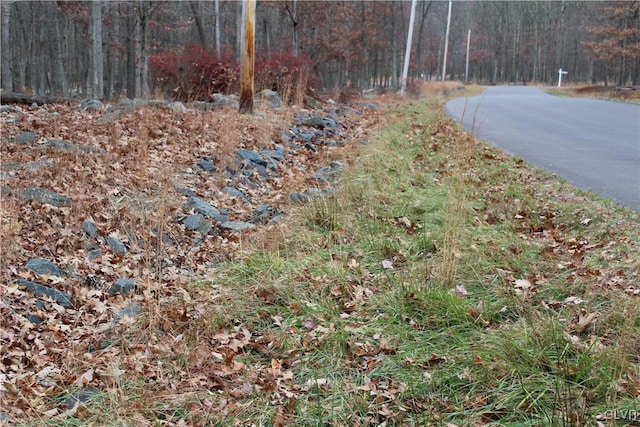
[546,85,640,104]
[32,90,639,426]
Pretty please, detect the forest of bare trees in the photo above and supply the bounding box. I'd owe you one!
[1,1,638,100]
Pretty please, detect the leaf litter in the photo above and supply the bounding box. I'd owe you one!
[1,94,639,425]
[0,100,380,423]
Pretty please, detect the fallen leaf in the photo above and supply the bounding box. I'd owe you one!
[74,368,94,388]
[454,284,468,297]
[514,279,532,289]
[302,318,316,330]
[576,312,599,333]
[229,382,253,398]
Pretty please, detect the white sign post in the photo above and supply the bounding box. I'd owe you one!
[558,69,568,87]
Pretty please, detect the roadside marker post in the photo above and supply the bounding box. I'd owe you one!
[558,69,568,87]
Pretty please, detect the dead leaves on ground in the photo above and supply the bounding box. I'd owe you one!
[0,101,380,423]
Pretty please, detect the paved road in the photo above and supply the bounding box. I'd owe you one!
[445,86,640,210]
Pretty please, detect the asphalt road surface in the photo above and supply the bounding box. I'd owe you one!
[445,86,640,211]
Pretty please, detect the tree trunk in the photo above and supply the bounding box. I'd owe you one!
[263,17,272,59]
[236,1,243,58]
[48,2,67,96]
[391,3,398,88]
[214,0,221,56]
[415,1,432,80]
[139,2,151,98]
[359,1,368,88]
[286,0,299,56]
[1,1,13,92]
[1,91,71,105]
[190,1,207,48]
[91,0,103,98]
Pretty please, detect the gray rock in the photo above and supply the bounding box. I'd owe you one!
[305,96,323,109]
[0,105,17,113]
[256,89,282,108]
[182,213,204,230]
[260,149,285,161]
[289,188,336,204]
[211,93,231,106]
[236,149,267,166]
[167,101,188,113]
[79,99,103,112]
[252,204,281,224]
[86,243,103,261]
[312,161,343,183]
[117,98,135,108]
[106,236,127,254]
[18,187,71,207]
[16,279,72,307]
[196,219,214,235]
[222,187,249,203]
[43,138,105,154]
[252,163,268,177]
[302,114,324,128]
[188,196,225,222]
[44,138,76,151]
[192,101,215,111]
[298,132,315,144]
[197,159,216,172]
[26,258,63,277]
[24,313,45,324]
[112,302,140,325]
[220,221,255,232]
[23,159,55,170]
[63,387,101,409]
[108,278,135,296]
[15,132,36,144]
[175,187,195,197]
[82,219,98,238]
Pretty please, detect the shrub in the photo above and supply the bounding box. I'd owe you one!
[255,52,318,103]
[149,45,238,102]
[149,46,319,103]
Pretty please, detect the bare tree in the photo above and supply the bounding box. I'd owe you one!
[91,0,103,98]
[189,1,207,48]
[285,0,299,56]
[1,0,12,92]
[214,0,221,56]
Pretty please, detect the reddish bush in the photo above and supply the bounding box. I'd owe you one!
[149,45,238,102]
[149,46,318,103]
[255,52,318,102]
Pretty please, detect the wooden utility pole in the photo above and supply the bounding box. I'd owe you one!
[239,0,255,114]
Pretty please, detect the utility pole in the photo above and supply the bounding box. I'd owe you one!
[465,29,471,82]
[239,0,255,114]
[401,0,417,96]
[214,0,221,57]
[442,0,452,82]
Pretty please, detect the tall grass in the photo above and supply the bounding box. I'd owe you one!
[17,86,640,426]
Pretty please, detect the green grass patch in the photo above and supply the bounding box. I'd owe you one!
[38,92,639,426]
